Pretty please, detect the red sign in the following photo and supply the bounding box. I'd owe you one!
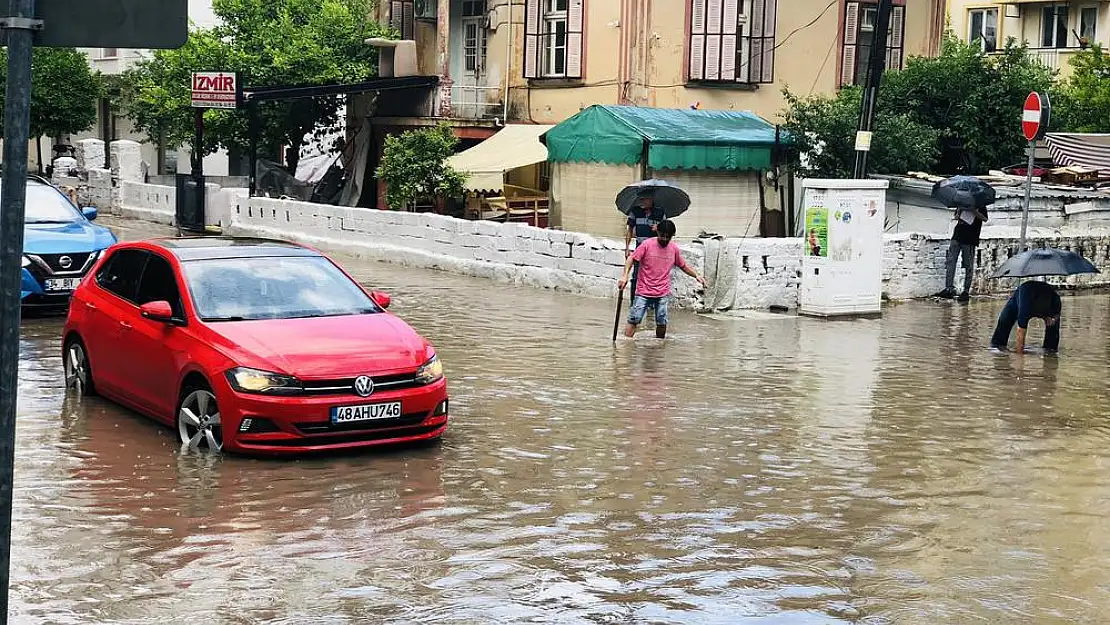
[191,72,239,109]
[1022,92,1049,142]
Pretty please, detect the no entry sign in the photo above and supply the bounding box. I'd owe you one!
[191,72,240,109]
[1022,91,1050,142]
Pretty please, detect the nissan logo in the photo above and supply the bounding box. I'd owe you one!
[58,255,73,269]
[353,375,375,397]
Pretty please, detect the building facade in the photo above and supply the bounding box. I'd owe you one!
[947,0,1108,78]
[359,0,947,209]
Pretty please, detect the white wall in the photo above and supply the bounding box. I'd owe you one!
[105,184,1110,311]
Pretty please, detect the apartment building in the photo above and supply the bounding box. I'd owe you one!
[357,0,947,208]
[948,0,1108,78]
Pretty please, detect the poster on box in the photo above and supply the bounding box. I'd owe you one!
[805,205,828,257]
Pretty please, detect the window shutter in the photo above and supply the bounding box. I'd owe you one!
[523,0,541,79]
[403,1,415,40]
[390,1,415,40]
[887,5,905,70]
[706,35,721,80]
[756,0,776,83]
[689,0,708,80]
[841,2,859,86]
[567,0,585,78]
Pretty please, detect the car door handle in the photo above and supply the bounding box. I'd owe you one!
[84,302,96,311]
[119,321,133,331]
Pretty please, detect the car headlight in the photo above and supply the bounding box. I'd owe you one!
[415,355,444,385]
[225,367,302,395]
[21,255,30,268]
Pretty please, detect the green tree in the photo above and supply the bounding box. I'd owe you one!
[1054,45,1110,133]
[124,0,389,172]
[0,47,101,154]
[781,34,1057,176]
[783,87,940,178]
[376,125,468,210]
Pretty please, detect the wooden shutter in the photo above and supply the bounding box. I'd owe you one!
[524,0,541,78]
[748,0,775,83]
[390,1,415,40]
[567,0,585,78]
[886,5,905,71]
[721,0,738,80]
[689,0,707,80]
[841,2,859,86]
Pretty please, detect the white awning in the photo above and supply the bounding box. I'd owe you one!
[447,124,554,192]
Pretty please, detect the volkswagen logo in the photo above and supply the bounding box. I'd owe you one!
[353,375,375,397]
[58,255,73,269]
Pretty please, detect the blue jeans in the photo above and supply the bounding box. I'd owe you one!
[628,295,670,326]
[991,297,1060,351]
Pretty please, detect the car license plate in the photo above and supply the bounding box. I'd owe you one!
[44,277,81,292]
[330,401,402,424]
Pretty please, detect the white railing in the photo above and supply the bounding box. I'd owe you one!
[451,85,503,120]
[1029,48,1061,70]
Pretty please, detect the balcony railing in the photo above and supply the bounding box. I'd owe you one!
[450,85,503,120]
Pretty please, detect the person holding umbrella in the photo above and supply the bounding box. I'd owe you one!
[931,176,996,302]
[988,247,1100,354]
[611,180,693,341]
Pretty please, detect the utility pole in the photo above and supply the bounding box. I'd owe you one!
[0,2,187,618]
[852,0,894,179]
[0,0,39,618]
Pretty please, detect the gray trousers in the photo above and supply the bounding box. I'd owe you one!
[945,240,975,293]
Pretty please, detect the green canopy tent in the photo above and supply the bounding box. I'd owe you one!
[539,105,790,238]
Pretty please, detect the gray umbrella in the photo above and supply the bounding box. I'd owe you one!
[931,175,996,208]
[615,179,691,218]
[991,247,1100,278]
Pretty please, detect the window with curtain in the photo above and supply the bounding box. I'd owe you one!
[968,7,998,53]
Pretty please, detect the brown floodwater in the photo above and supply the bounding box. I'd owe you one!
[10,219,1110,623]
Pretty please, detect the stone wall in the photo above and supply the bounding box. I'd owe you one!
[225,196,708,307]
[99,189,1110,312]
[883,230,1110,299]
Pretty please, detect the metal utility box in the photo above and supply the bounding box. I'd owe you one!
[175,174,206,233]
[799,179,889,317]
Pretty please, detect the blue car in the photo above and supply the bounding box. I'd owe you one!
[19,176,117,309]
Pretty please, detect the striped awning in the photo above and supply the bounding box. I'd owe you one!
[1045,133,1110,174]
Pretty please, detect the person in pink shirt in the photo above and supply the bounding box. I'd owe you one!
[617,220,706,339]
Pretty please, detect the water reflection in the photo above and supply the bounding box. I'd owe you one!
[10,224,1110,623]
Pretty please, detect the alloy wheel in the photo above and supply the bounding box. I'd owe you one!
[64,342,92,396]
[178,389,224,453]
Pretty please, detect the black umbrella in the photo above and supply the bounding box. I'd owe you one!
[615,179,690,218]
[931,175,996,208]
[991,247,1100,279]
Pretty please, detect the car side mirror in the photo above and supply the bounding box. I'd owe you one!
[140,300,175,323]
[369,290,391,309]
[82,207,98,221]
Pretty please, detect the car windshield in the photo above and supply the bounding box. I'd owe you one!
[16,184,83,224]
[182,256,382,322]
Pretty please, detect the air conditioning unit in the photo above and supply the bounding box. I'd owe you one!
[415,0,437,20]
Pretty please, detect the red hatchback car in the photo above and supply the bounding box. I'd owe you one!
[62,237,449,455]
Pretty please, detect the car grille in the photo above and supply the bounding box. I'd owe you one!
[301,372,422,396]
[296,411,429,434]
[28,252,94,275]
[262,424,444,447]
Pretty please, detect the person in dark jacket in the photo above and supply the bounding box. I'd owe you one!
[990,280,1062,354]
[936,204,988,302]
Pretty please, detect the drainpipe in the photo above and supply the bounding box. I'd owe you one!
[503,0,512,123]
[438,0,453,117]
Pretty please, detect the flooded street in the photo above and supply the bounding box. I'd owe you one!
[11,219,1110,623]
